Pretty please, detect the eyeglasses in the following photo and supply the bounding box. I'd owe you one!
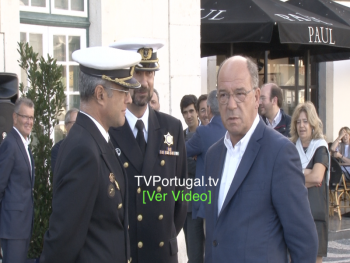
[16,113,34,122]
[105,87,130,95]
[216,88,256,104]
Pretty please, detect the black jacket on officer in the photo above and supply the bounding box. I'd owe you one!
[109,108,187,263]
[41,113,130,263]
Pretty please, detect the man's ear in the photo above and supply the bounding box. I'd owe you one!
[13,112,17,125]
[272,96,277,105]
[94,85,105,105]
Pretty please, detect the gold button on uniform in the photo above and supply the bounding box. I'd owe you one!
[157,186,161,192]
[137,187,141,194]
[160,160,165,166]
[137,215,143,221]
[123,162,129,168]
[138,242,143,248]
[159,241,164,247]
[158,214,163,220]
[118,203,122,209]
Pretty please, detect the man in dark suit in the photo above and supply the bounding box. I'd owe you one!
[0,97,35,263]
[51,108,78,173]
[204,56,318,263]
[259,83,291,137]
[40,46,142,263]
[186,90,226,221]
[109,39,187,263]
[180,94,201,263]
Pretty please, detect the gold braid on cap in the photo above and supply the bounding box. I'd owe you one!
[102,66,139,88]
[138,48,159,63]
[138,48,153,60]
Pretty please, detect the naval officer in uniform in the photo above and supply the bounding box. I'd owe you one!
[109,39,187,263]
[40,47,141,263]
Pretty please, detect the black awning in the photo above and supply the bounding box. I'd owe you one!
[287,0,350,26]
[201,0,350,60]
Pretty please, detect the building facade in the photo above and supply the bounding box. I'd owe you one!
[1,0,350,142]
[0,0,201,142]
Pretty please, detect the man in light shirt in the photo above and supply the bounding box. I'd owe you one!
[0,97,35,263]
[259,83,291,137]
[204,56,318,263]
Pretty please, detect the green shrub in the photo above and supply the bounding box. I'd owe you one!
[18,42,66,258]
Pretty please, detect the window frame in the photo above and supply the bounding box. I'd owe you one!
[19,0,50,13]
[51,0,88,17]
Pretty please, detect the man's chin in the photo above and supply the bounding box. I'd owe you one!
[133,100,149,107]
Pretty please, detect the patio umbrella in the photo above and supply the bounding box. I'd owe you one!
[287,0,350,61]
[201,0,350,60]
[287,0,350,26]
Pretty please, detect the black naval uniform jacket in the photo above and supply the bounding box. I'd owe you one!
[263,109,291,137]
[109,108,188,263]
[40,113,130,263]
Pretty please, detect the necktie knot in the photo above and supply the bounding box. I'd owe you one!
[136,120,145,133]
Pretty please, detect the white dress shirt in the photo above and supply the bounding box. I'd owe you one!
[80,111,109,142]
[266,109,282,129]
[13,126,32,173]
[218,114,260,214]
[126,106,149,142]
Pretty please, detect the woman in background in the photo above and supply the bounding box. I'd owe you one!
[330,127,350,164]
[290,101,330,263]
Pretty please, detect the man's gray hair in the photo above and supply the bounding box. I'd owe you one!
[246,57,259,89]
[217,56,259,89]
[14,97,34,113]
[64,108,79,125]
[79,71,113,101]
[207,90,220,116]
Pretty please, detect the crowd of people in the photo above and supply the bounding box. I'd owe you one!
[0,38,335,263]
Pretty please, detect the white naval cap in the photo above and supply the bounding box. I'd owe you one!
[109,38,165,71]
[72,46,142,89]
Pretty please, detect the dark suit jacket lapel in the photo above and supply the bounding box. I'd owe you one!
[110,120,143,174]
[142,109,163,176]
[218,120,265,219]
[212,140,227,225]
[77,113,126,198]
[12,128,32,180]
[28,147,35,185]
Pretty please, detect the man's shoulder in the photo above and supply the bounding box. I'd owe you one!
[0,129,18,150]
[281,109,291,123]
[206,137,225,156]
[52,139,64,150]
[259,125,296,159]
[62,124,97,152]
[261,123,290,144]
